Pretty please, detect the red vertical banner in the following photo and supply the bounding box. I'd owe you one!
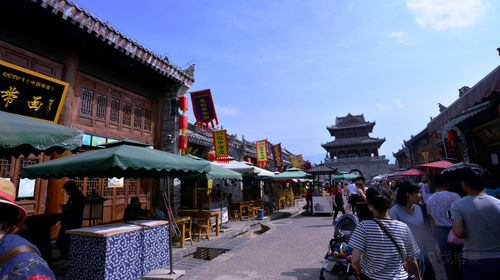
[256,140,268,167]
[212,129,229,163]
[272,143,284,168]
[190,89,219,130]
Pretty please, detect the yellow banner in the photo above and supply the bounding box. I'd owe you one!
[212,129,228,157]
[291,154,304,168]
[256,140,268,163]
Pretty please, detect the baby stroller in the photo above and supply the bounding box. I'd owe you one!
[320,214,359,280]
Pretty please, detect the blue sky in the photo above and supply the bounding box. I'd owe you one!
[73,0,500,164]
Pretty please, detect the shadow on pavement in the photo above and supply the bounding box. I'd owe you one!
[281,267,322,280]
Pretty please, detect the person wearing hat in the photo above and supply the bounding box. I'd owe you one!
[0,178,56,279]
[56,180,85,262]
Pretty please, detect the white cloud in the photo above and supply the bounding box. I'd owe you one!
[376,99,404,111]
[388,31,407,44]
[393,98,403,108]
[407,0,485,30]
[215,104,240,116]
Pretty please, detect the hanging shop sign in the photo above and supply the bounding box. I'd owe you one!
[256,140,268,167]
[272,143,284,168]
[473,118,500,147]
[290,154,304,168]
[190,89,218,129]
[0,60,69,123]
[212,129,229,163]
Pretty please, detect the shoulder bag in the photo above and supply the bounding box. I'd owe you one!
[373,218,405,262]
[446,192,464,246]
[0,245,40,266]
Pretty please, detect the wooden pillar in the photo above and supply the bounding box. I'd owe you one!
[59,50,80,126]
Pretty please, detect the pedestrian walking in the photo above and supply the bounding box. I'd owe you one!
[426,174,463,280]
[450,167,500,279]
[390,181,437,280]
[332,183,345,221]
[348,177,373,221]
[349,184,421,280]
[57,181,85,261]
[0,178,56,280]
[305,185,313,212]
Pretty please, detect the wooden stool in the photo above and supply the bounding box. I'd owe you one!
[193,217,210,241]
[184,219,194,246]
[250,207,259,218]
[231,209,240,221]
[263,205,271,215]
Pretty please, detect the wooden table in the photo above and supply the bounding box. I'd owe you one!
[230,201,254,220]
[175,216,191,248]
[179,209,224,236]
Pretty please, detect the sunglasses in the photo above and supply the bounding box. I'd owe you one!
[355,183,363,186]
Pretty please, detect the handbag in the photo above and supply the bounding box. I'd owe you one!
[446,193,464,246]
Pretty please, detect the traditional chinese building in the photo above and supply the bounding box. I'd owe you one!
[0,0,193,223]
[322,113,389,180]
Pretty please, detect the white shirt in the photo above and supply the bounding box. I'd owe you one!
[419,182,431,203]
[348,184,357,197]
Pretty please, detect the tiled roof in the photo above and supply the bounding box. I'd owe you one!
[37,0,194,87]
[322,136,385,148]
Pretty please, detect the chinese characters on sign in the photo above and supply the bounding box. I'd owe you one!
[272,143,284,168]
[190,89,219,130]
[212,129,229,162]
[474,118,500,147]
[0,60,68,123]
[256,140,268,167]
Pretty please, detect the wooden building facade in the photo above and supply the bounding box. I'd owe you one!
[0,0,194,224]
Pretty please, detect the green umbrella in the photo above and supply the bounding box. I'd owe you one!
[21,144,211,179]
[271,167,314,180]
[183,155,242,180]
[0,111,83,156]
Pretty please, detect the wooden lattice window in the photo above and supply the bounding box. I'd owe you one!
[128,178,137,195]
[144,109,152,131]
[122,102,131,126]
[116,180,125,196]
[104,182,113,197]
[134,106,142,128]
[74,178,85,192]
[140,179,148,194]
[110,98,120,123]
[80,88,94,116]
[0,158,11,177]
[96,93,107,120]
[86,178,100,197]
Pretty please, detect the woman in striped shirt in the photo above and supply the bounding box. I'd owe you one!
[349,184,421,280]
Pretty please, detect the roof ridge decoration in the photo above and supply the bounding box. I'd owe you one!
[38,0,194,87]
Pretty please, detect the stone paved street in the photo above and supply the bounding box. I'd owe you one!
[180,213,335,280]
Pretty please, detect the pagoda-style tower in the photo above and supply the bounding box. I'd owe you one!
[322,113,389,179]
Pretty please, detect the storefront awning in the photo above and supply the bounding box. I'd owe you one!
[417,160,453,169]
[21,144,211,179]
[0,111,83,157]
[428,65,500,132]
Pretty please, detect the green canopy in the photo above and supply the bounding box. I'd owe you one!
[183,155,242,180]
[270,167,314,180]
[21,144,211,179]
[332,172,360,180]
[0,111,83,156]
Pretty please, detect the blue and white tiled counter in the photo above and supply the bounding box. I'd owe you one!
[66,220,169,280]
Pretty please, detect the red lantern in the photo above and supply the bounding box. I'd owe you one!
[179,114,188,130]
[432,133,438,140]
[447,130,457,146]
[178,134,188,150]
[207,150,216,161]
[437,149,442,156]
[245,157,252,163]
[179,96,188,111]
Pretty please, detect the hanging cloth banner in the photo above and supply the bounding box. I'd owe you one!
[290,154,304,168]
[272,143,284,168]
[190,89,219,130]
[256,140,268,168]
[212,129,229,163]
